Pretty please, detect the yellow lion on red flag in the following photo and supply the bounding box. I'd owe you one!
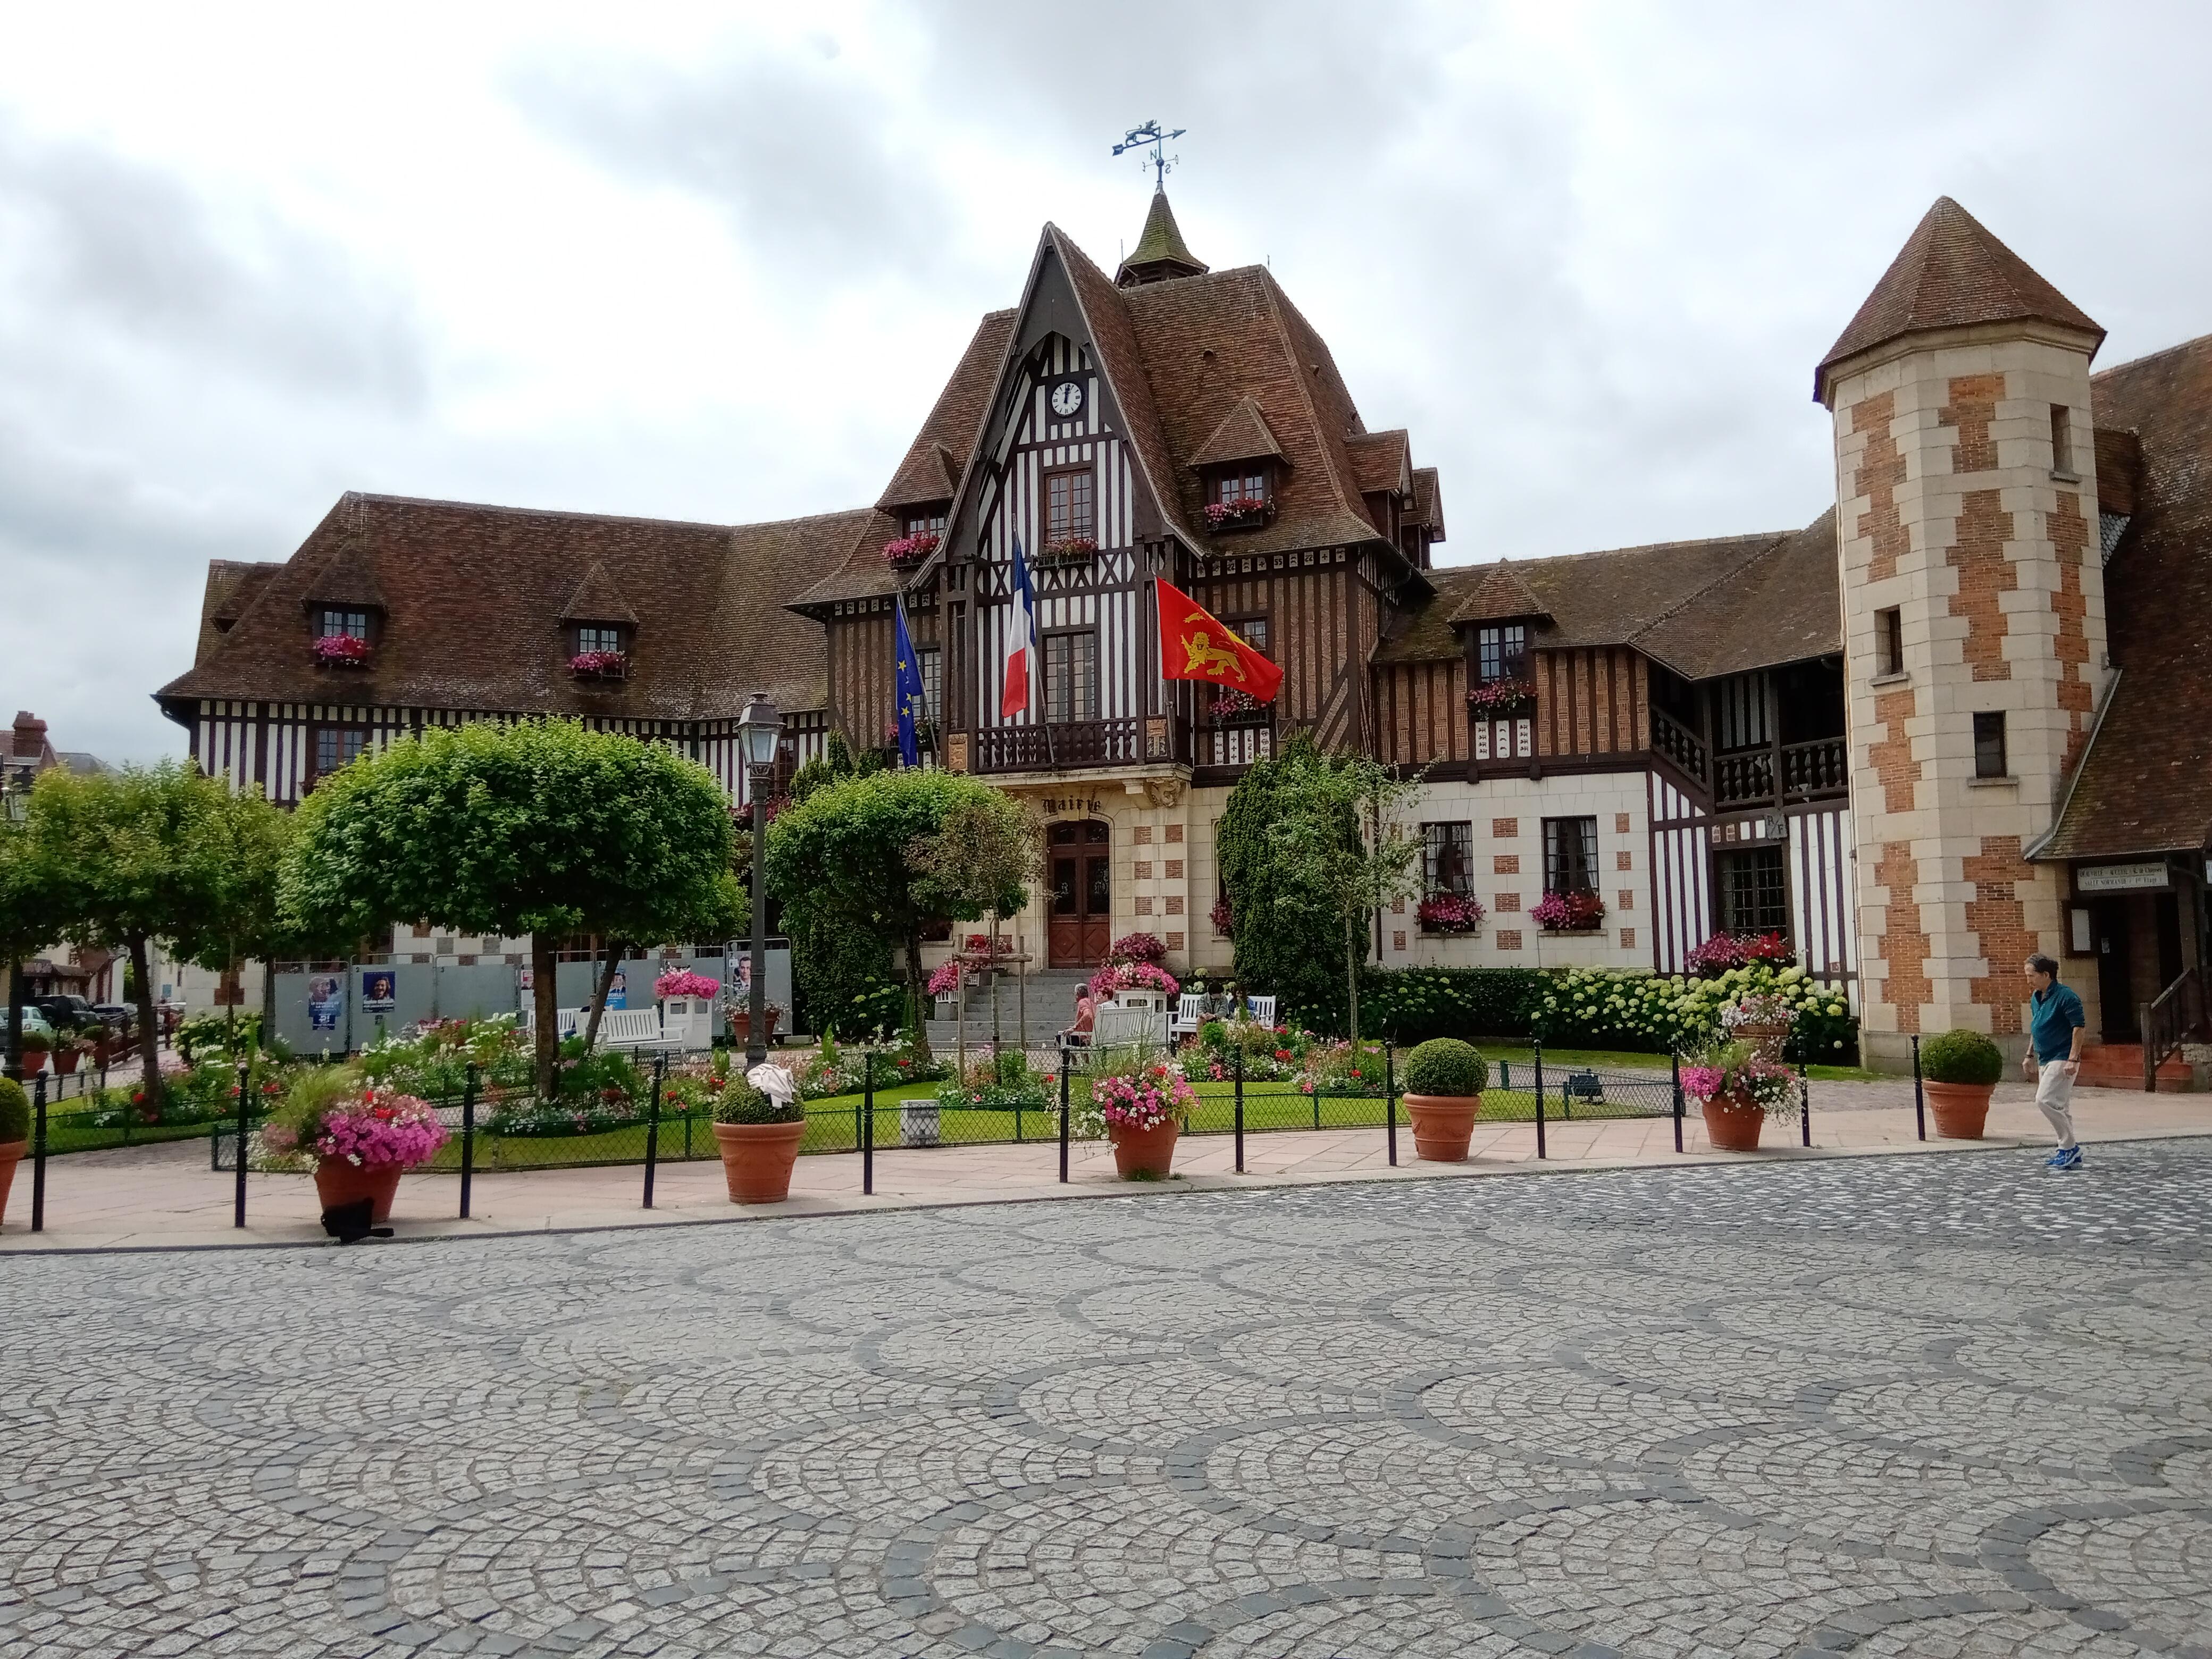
[1155,579,1285,701]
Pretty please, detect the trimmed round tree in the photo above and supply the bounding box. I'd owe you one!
[282,719,741,1097]
[765,769,1028,1059]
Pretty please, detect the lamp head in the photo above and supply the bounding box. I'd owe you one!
[738,692,782,767]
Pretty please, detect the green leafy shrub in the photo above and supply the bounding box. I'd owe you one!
[1403,1038,1487,1097]
[1359,968,1543,1044]
[715,1076,801,1125]
[0,1077,28,1142]
[177,1010,261,1062]
[1921,1027,2003,1086]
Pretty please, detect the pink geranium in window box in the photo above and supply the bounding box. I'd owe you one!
[1415,893,1487,934]
[1466,678,1534,716]
[883,532,940,563]
[1531,890,1606,932]
[569,650,627,677]
[312,634,372,666]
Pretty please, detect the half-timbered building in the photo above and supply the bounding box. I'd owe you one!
[160,190,2212,1073]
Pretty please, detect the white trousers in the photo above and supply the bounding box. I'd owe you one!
[2035,1060,2079,1150]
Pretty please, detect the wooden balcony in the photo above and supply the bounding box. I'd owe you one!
[1715,736,1848,810]
[971,716,1147,774]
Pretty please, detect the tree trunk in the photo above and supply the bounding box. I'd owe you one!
[130,934,161,1108]
[581,941,626,1053]
[259,952,278,1053]
[225,951,239,1053]
[1344,915,1362,1050]
[906,924,932,1062]
[532,934,560,1099]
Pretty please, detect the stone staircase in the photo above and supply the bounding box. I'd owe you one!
[2074,1042,2198,1092]
[926,968,1094,1054]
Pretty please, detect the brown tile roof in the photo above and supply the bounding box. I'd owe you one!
[1376,524,1829,679]
[793,310,1017,608]
[1345,430,1411,498]
[1411,467,1445,541]
[2038,332,2212,860]
[1188,396,1285,468]
[557,560,638,626]
[300,515,388,612]
[160,492,868,719]
[2093,427,2141,516]
[1447,562,1549,626]
[1816,197,2104,404]
[1116,189,1209,286]
[197,560,281,666]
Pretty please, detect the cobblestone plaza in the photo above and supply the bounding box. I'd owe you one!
[5,1143,2210,1658]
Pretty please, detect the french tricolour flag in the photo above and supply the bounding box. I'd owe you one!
[1000,535,1037,718]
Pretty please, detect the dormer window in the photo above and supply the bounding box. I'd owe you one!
[1477,624,1528,683]
[904,508,946,540]
[569,623,629,680]
[1204,467,1274,529]
[320,609,370,640]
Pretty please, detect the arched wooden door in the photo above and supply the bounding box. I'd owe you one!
[1048,819,1112,967]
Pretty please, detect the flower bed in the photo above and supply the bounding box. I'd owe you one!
[1685,929,1795,978]
[1088,960,1180,1002]
[1527,962,1857,1062]
[655,969,722,1001]
[311,634,372,667]
[1531,890,1606,932]
[1416,893,1486,935]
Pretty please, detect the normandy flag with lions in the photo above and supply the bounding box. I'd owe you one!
[1155,579,1284,703]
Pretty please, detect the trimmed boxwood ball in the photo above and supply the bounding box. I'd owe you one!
[0,1076,27,1142]
[1403,1038,1487,1098]
[1921,1028,2003,1086]
[715,1076,803,1126]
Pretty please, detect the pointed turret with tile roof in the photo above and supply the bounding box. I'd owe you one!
[1814,196,2104,404]
[1116,189,1209,287]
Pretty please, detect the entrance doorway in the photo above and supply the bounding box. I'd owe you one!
[1048,819,1111,968]
[2092,900,2136,1042]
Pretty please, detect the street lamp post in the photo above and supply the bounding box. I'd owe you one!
[2,773,23,1086]
[737,691,782,1070]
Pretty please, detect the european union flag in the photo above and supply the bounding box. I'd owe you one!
[893,596,926,767]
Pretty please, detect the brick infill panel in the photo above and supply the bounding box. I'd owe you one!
[1875,839,1930,1035]
[1947,487,2015,682]
[2050,488,2094,768]
[1940,373,2003,473]
[1869,687,1920,815]
[1851,391,1908,582]
[1964,834,2037,1035]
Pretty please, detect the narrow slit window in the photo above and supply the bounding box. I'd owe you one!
[1973,711,2008,778]
[2050,405,2074,475]
[1875,607,1903,677]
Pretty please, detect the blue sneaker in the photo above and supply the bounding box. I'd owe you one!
[2051,1146,2084,1171]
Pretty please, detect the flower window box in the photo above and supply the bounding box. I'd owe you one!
[1467,678,1535,718]
[1416,893,1487,935]
[1038,536,1097,565]
[1531,890,1606,933]
[883,531,941,564]
[569,650,628,680]
[1208,688,1271,727]
[1204,496,1274,530]
[311,634,373,668]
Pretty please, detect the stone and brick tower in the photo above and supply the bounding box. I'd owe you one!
[1817,198,2113,1064]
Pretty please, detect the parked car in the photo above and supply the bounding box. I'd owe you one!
[36,994,97,1029]
[0,1006,57,1062]
[90,1004,138,1035]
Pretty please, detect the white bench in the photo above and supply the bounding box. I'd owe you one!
[1093,1003,1169,1050]
[1245,995,1277,1028]
[1170,993,1208,1042]
[521,1006,674,1051]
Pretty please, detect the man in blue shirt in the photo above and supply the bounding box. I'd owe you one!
[2022,953,2088,1170]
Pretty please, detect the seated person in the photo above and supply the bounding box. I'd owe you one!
[1060,990,1095,1046]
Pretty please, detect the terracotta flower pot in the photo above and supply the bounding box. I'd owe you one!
[1731,1021,1791,1061]
[1700,1094,1766,1152]
[52,1048,80,1076]
[1923,1080,1993,1140]
[1403,1093,1481,1162]
[313,1158,404,1222]
[712,1119,805,1203]
[0,1141,24,1229]
[1108,1118,1179,1179]
[726,1009,782,1044]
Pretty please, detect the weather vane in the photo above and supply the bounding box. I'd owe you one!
[1113,120,1186,189]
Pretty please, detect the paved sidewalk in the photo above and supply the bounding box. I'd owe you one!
[4,1078,2204,1252]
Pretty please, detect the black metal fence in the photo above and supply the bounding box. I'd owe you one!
[20,1041,1819,1235]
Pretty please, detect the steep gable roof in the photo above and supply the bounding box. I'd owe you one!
[1816,197,2104,403]
[2037,331,2212,860]
[1345,430,1411,498]
[300,510,388,612]
[879,442,959,512]
[1188,396,1286,468]
[557,560,638,626]
[1411,468,1445,541]
[1448,562,1549,626]
[197,559,281,665]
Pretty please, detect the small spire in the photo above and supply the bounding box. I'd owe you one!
[1116,189,1209,288]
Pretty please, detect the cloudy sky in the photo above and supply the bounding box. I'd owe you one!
[4,0,2207,764]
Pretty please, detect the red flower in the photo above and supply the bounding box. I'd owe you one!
[371,1105,395,1121]
[1273,1049,1291,1061]
[1350,1069,1362,1078]
[131,1090,145,1104]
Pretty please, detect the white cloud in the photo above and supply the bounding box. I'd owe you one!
[0,0,2206,763]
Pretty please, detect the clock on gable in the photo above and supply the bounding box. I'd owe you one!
[1049,377,1086,419]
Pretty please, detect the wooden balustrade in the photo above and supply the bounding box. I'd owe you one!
[1782,737,1848,800]
[971,716,1146,774]
[1650,707,1707,784]
[2144,966,2208,1093]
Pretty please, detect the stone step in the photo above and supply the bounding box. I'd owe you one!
[2074,1044,2197,1091]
